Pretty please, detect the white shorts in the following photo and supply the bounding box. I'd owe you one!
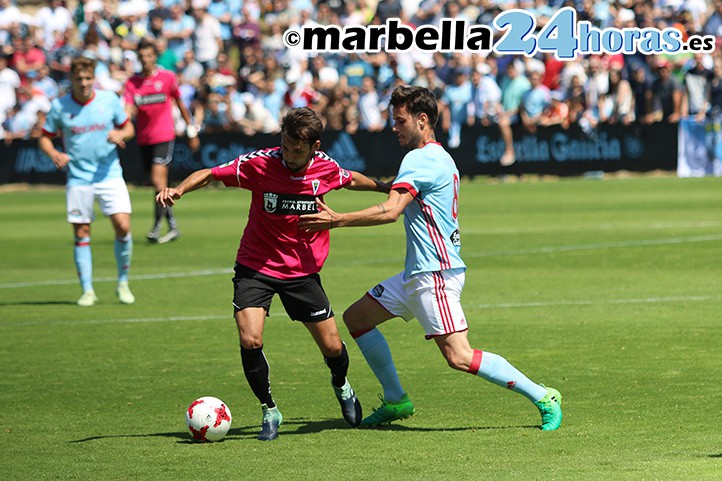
[367,268,468,339]
[66,178,132,224]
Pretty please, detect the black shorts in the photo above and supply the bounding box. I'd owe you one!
[139,140,175,172]
[231,263,334,323]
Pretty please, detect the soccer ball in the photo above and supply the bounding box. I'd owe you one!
[185,396,232,442]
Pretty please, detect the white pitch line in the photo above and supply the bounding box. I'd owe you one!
[1,311,288,328]
[465,234,722,259]
[0,268,233,289]
[471,294,722,309]
[3,294,722,328]
[2,234,721,289]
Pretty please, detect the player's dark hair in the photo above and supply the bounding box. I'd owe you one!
[138,38,158,55]
[281,107,323,144]
[390,85,439,127]
[70,56,96,76]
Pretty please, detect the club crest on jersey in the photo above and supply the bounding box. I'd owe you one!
[154,81,163,92]
[450,229,461,247]
[264,192,278,213]
[311,179,320,195]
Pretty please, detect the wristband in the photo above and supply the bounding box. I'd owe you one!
[186,125,198,139]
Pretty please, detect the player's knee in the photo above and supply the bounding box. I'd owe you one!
[239,334,263,350]
[442,350,469,372]
[342,307,363,332]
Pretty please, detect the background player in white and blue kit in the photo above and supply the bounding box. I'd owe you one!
[39,56,136,307]
[300,86,563,430]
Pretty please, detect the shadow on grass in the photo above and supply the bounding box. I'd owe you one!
[0,301,76,306]
[70,418,538,444]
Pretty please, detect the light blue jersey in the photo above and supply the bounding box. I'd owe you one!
[43,89,128,186]
[392,142,466,277]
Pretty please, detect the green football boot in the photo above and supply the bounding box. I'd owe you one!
[258,404,283,441]
[361,393,415,426]
[534,385,563,431]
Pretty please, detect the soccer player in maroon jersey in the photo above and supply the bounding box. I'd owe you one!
[156,107,389,441]
[124,39,200,244]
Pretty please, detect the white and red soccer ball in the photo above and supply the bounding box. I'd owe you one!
[185,396,232,442]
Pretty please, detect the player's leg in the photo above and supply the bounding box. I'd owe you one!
[232,264,281,440]
[235,306,282,440]
[149,141,180,244]
[434,332,562,430]
[425,269,562,430]
[303,317,362,427]
[278,273,361,426]
[344,275,415,425]
[100,179,134,304]
[67,185,96,306]
[72,223,97,306]
[109,213,135,304]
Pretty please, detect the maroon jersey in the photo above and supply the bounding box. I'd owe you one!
[211,147,353,279]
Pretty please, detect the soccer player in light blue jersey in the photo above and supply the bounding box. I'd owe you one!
[299,86,563,430]
[39,56,136,307]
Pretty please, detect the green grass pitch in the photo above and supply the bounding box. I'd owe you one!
[1,176,720,480]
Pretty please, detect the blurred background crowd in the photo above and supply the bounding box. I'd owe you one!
[1,0,722,145]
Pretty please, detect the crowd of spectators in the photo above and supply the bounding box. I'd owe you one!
[2,0,722,147]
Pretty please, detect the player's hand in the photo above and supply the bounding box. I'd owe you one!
[298,198,339,232]
[156,188,182,207]
[188,136,200,152]
[50,151,70,170]
[107,130,126,149]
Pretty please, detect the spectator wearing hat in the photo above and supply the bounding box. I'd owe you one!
[651,58,683,123]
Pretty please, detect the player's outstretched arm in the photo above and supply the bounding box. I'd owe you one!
[299,188,414,232]
[156,168,214,207]
[345,171,391,194]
